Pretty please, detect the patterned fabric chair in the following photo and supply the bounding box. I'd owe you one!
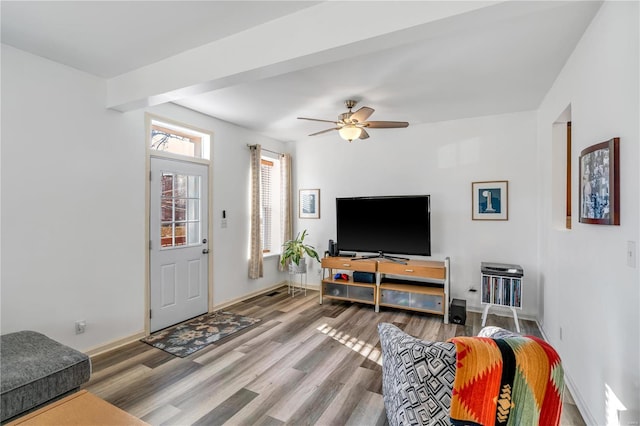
[377,323,520,426]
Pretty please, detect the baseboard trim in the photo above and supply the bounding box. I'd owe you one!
[85,331,146,358]
[211,281,289,311]
[536,320,596,425]
[306,283,320,291]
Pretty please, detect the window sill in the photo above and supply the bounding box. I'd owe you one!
[263,252,281,260]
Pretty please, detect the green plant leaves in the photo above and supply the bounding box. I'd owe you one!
[280,229,320,266]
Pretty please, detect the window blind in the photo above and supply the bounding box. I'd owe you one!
[261,159,274,252]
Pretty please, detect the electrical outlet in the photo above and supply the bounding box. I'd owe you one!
[75,320,86,334]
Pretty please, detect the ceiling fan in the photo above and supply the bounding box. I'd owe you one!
[298,100,409,142]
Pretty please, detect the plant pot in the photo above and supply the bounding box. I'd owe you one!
[289,257,307,274]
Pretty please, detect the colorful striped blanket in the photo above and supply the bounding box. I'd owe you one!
[448,335,564,426]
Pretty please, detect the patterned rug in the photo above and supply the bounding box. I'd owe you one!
[141,311,261,357]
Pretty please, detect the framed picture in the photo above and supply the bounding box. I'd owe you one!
[579,137,620,225]
[299,189,320,219]
[472,181,508,220]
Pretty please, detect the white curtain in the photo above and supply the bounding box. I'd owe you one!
[248,144,263,279]
[279,153,293,271]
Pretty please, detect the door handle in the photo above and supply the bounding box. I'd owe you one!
[202,249,210,254]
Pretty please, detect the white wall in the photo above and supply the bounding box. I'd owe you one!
[0,45,288,351]
[537,2,639,424]
[1,44,146,351]
[293,110,540,318]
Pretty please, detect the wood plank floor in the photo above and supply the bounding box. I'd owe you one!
[85,287,585,425]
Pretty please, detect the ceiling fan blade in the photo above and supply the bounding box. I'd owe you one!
[350,107,375,123]
[359,129,370,140]
[363,121,409,128]
[298,117,339,124]
[309,127,339,136]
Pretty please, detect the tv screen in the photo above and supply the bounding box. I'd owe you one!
[336,195,431,256]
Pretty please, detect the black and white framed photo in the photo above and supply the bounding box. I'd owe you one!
[299,189,320,219]
[472,181,508,221]
[579,137,620,225]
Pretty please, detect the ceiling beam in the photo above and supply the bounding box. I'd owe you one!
[106,1,497,112]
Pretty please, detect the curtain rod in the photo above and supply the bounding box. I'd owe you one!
[246,144,285,156]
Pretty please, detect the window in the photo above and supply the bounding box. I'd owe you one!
[261,159,273,252]
[150,121,210,160]
[160,173,201,248]
[260,156,282,254]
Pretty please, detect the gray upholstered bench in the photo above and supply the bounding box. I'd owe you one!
[0,330,91,422]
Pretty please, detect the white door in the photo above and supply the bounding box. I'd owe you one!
[150,157,209,332]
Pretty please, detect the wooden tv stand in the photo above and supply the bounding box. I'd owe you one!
[320,256,450,323]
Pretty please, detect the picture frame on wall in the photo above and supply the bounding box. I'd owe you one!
[299,189,320,219]
[579,137,620,225]
[472,181,509,221]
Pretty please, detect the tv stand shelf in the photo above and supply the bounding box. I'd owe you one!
[320,257,377,306]
[320,256,450,323]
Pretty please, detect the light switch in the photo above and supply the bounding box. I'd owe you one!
[221,219,228,229]
[627,241,636,268]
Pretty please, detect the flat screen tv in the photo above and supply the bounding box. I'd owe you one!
[336,195,431,257]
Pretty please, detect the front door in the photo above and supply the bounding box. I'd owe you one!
[150,157,209,332]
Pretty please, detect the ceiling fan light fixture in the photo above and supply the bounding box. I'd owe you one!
[298,100,409,141]
[338,125,362,142]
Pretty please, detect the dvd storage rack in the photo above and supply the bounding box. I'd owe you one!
[480,262,523,332]
[481,275,522,307]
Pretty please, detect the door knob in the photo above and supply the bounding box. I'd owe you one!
[202,249,210,254]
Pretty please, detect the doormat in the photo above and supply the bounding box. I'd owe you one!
[141,311,261,358]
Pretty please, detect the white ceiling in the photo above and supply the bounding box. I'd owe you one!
[0,1,320,78]
[1,1,602,143]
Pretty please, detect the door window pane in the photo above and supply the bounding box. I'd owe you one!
[188,176,200,198]
[161,175,173,198]
[161,199,173,222]
[175,198,187,221]
[174,175,187,198]
[175,223,187,246]
[187,223,200,245]
[161,224,173,248]
[188,200,199,221]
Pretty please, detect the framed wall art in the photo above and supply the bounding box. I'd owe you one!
[579,137,620,225]
[472,181,508,221]
[299,189,320,219]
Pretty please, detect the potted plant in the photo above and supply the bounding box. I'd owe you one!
[280,229,321,273]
